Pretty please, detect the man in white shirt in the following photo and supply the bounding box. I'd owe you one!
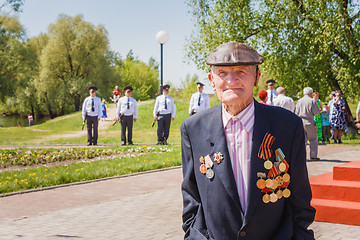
[273,87,295,112]
[266,79,277,105]
[356,101,360,123]
[153,84,176,145]
[188,82,210,115]
[117,86,138,145]
[82,85,102,146]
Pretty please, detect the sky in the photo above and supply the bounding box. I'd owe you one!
[10,0,211,90]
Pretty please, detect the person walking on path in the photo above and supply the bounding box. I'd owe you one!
[116,86,138,146]
[273,87,295,112]
[110,86,121,108]
[153,84,176,145]
[101,99,108,120]
[188,82,210,116]
[295,87,321,160]
[321,104,331,144]
[356,100,360,123]
[27,114,34,126]
[181,41,315,239]
[313,92,323,142]
[82,85,102,146]
[265,79,277,105]
[331,90,346,144]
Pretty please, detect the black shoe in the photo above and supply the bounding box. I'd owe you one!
[156,141,162,145]
[334,140,338,144]
[163,140,168,145]
[327,140,330,144]
[121,141,126,146]
[128,142,134,145]
[87,142,92,146]
[93,143,98,146]
[338,140,342,144]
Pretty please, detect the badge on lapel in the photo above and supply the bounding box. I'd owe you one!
[257,133,291,203]
[199,152,223,179]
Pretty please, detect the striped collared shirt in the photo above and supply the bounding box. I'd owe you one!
[222,99,255,213]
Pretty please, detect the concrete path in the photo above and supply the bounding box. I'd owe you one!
[0,144,359,239]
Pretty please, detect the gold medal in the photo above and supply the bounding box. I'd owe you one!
[279,162,286,172]
[200,164,207,174]
[263,193,270,203]
[265,178,273,188]
[276,189,283,199]
[199,156,204,164]
[256,179,266,189]
[270,192,278,203]
[275,176,284,186]
[282,188,291,198]
[264,160,273,170]
[283,173,290,183]
[271,180,279,190]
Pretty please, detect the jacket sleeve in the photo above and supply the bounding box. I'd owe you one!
[289,118,316,239]
[181,120,203,239]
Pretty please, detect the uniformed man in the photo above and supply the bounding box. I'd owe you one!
[188,82,210,116]
[116,86,138,145]
[266,79,277,105]
[153,84,176,145]
[82,85,102,146]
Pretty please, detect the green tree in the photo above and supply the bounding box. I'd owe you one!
[117,54,159,101]
[186,0,360,115]
[36,14,113,117]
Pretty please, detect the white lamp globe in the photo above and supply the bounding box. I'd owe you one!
[156,31,169,44]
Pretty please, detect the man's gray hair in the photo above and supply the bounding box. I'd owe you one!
[276,87,285,95]
[303,87,313,96]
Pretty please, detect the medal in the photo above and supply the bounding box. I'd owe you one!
[275,176,284,186]
[199,156,204,164]
[279,162,286,172]
[271,179,279,190]
[283,173,290,183]
[265,178,273,188]
[276,189,283,199]
[264,160,273,170]
[204,155,213,168]
[282,188,291,198]
[206,168,214,179]
[200,164,207,174]
[270,192,278,203]
[263,193,270,203]
[213,152,223,164]
[256,179,266,189]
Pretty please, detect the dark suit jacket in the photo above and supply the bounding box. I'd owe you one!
[181,100,315,240]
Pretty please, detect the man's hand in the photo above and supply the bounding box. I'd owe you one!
[134,118,137,122]
[154,116,158,121]
[171,117,175,121]
[117,117,121,121]
[98,118,100,122]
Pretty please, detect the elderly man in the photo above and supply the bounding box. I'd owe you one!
[266,79,277,105]
[82,85,102,146]
[295,87,321,160]
[181,42,315,239]
[273,87,295,112]
[188,82,210,115]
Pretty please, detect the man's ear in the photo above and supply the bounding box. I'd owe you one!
[208,73,216,91]
[254,70,261,87]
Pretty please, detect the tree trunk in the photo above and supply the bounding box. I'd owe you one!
[44,92,55,119]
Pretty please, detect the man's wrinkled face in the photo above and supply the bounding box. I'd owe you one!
[208,65,260,106]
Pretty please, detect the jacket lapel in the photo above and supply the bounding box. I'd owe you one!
[243,101,273,226]
[206,104,242,212]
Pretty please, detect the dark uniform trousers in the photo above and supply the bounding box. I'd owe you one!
[157,113,171,142]
[121,115,133,144]
[87,116,98,145]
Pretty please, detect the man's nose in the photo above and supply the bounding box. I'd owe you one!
[226,71,239,84]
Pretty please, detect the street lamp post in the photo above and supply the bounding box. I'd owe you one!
[156,31,169,94]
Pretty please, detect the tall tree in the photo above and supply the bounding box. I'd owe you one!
[36,14,113,116]
[186,0,360,115]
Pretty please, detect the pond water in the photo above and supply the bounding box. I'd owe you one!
[0,115,50,128]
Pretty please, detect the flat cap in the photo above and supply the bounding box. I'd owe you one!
[206,41,264,66]
[88,85,98,91]
[162,84,170,90]
[124,85,133,92]
[266,79,276,85]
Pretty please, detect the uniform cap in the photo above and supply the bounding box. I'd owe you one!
[196,82,205,87]
[88,85,98,91]
[162,84,170,90]
[206,41,264,66]
[124,85,133,92]
[266,79,276,85]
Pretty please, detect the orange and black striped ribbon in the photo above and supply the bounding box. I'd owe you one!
[258,132,275,160]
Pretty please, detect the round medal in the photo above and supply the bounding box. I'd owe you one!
[200,164,207,174]
[206,168,214,179]
[279,162,286,172]
[275,176,284,186]
[265,178,273,188]
[271,180,279,190]
[264,160,273,170]
[283,173,290,182]
[263,193,270,203]
[282,188,291,198]
[256,179,266,189]
[270,192,278,203]
[276,189,283,199]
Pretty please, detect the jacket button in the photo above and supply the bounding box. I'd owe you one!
[240,231,246,237]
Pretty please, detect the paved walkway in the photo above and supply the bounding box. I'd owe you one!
[0,145,359,239]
